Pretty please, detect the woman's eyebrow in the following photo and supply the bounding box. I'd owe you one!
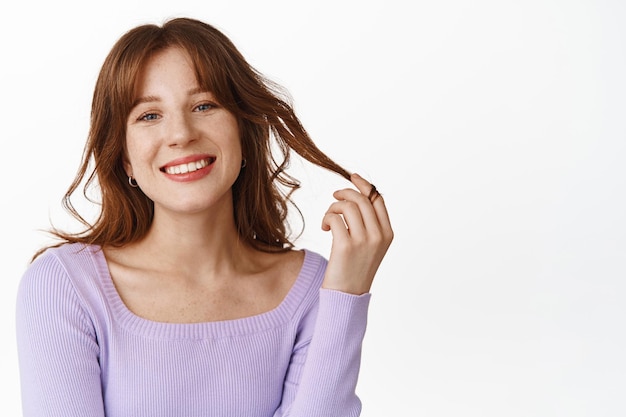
[131,95,160,108]
[131,88,212,109]
[188,87,208,95]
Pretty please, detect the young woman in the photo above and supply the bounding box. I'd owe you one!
[16,17,393,417]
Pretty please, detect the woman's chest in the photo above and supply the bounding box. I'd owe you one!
[99,330,294,416]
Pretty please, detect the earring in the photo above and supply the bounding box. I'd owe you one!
[128,176,138,188]
[241,158,247,168]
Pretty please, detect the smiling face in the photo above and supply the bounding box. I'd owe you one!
[124,46,242,218]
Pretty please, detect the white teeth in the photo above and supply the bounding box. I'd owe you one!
[164,158,210,175]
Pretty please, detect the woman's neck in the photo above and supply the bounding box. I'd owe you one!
[121,205,256,281]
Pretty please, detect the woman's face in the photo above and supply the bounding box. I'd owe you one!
[124,46,242,217]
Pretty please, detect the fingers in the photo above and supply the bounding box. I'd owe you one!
[323,173,392,236]
[320,172,394,294]
[348,173,393,240]
[322,199,369,240]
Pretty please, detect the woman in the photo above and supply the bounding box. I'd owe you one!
[16,17,393,417]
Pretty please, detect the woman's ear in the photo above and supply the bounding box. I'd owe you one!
[123,155,133,178]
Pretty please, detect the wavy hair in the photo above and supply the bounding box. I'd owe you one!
[37,17,351,259]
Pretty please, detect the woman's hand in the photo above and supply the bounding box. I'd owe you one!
[321,173,394,294]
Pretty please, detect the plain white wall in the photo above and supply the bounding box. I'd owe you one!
[2,0,625,416]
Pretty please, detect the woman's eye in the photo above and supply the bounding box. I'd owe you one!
[139,113,159,121]
[194,103,214,112]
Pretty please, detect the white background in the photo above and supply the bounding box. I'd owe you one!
[2,0,625,416]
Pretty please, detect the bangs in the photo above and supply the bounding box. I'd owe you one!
[157,23,243,115]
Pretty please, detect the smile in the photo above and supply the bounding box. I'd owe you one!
[161,157,215,175]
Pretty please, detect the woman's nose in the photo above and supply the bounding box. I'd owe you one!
[166,113,197,147]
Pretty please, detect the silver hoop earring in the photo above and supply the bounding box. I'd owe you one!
[241,159,247,168]
[128,176,138,188]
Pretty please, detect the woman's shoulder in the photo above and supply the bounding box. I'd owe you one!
[21,242,102,292]
[279,248,328,311]
[30,242,98,269]
[298,248,327,283]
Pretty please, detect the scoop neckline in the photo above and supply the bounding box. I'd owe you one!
[86,245,323,340]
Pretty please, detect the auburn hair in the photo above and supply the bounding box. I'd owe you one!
[38,17,351,259]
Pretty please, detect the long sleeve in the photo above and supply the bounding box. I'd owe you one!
[16,253,105,417]
[15,245,372,417]
[275,289,371,417]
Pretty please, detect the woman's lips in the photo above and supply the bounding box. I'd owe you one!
[160,155,216,182]
[159,155,216,174]
[162,158,212,174]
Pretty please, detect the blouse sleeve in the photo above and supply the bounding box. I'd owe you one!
[274,288,371,417]
[16,252,105,417]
